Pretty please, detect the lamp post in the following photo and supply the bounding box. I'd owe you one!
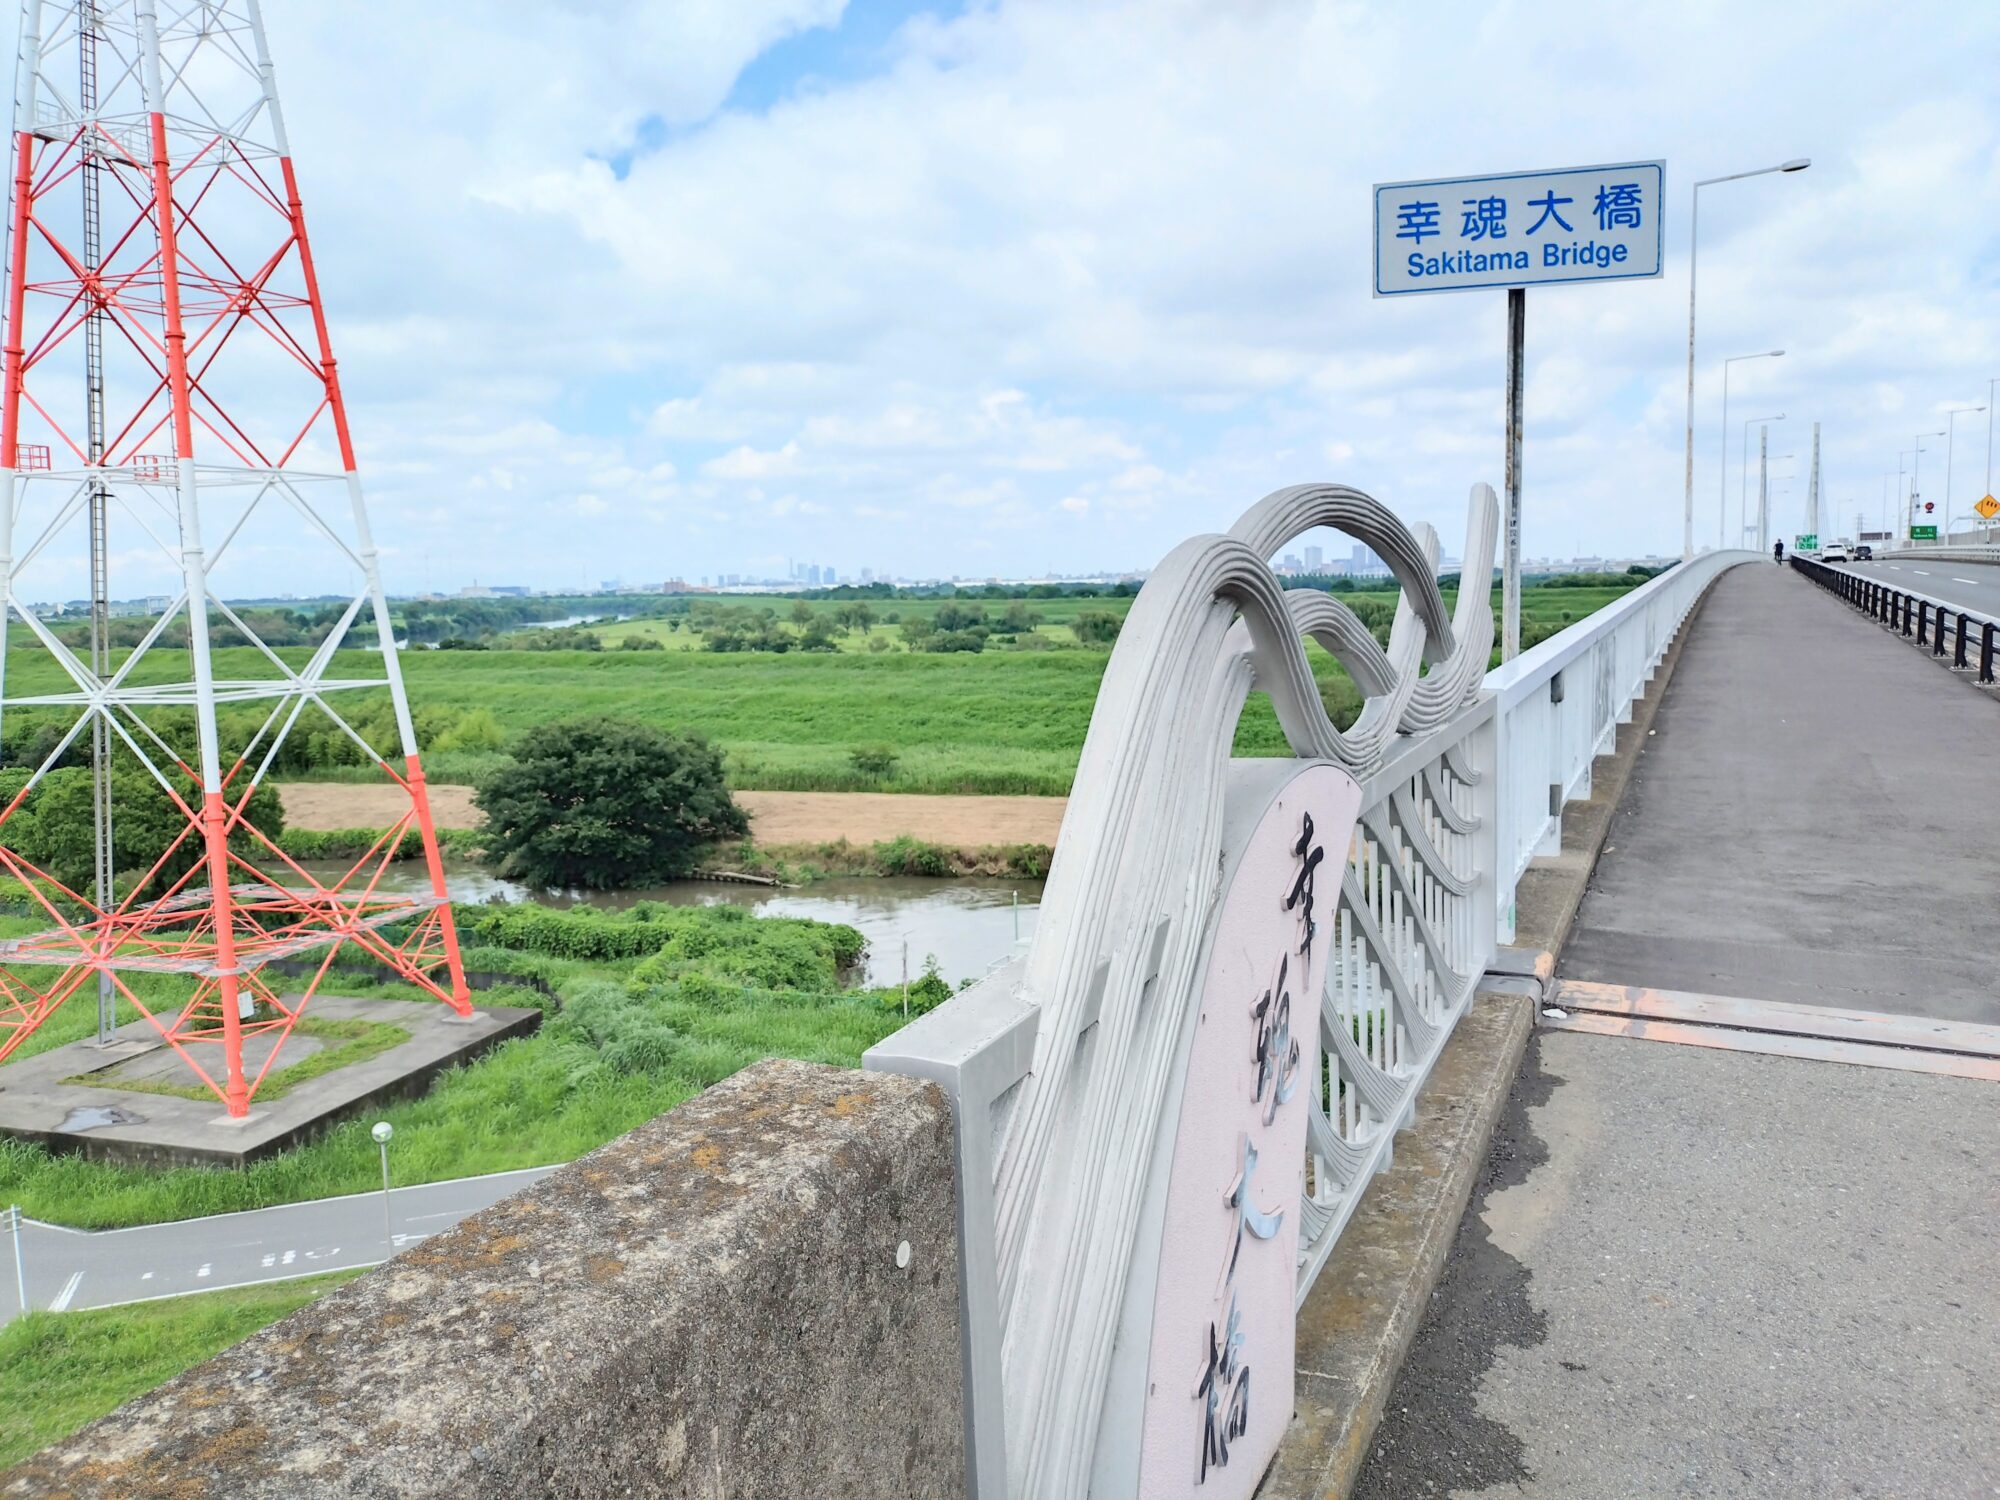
[1719,356,1785,549]
[372,1121,394,1252]
[1681,159,1810,559]
[1740,413,1784,545]
[1944,405,1986,544]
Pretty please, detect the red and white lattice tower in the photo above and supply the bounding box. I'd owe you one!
[0,0,470,1116]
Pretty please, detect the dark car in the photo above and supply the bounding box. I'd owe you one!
[1854,544,1874,561]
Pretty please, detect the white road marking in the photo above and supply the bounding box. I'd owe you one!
[49,1271,83,1312]
[1913,570,1932,576]
[196,1262,211,1279]
[140,1271,153,1281]
[281,1249,296,1266]
[1954,578,1979,585]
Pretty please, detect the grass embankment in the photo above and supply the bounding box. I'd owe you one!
[0,901,924,1230]
[0,1272,364,1469]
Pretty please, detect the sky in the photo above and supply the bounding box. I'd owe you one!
[34,0,2000,592]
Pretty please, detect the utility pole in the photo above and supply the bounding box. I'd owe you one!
[1806,422,1820,542]
[1758,427,1769,551]
[1502,287,1524,660]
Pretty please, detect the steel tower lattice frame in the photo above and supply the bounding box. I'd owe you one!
[0,0,469,1117]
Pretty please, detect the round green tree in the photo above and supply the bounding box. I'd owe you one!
[474,717,748,890]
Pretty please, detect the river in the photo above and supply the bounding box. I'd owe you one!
[291,860,1043,989]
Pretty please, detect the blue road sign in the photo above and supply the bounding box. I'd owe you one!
[1374,162,1665,297]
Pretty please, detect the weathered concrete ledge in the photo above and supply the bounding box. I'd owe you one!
[4,1058,966,1499]
[1259,986,1536,1499]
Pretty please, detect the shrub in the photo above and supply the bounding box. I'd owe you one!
[473,717,748,890]
[1070,611,1122,646]
[0,765,286,897]
[849,745,900,779]
[619,635,666,651]
[872,835,952,878]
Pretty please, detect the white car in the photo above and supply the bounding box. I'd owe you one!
[1821,543,1851,562]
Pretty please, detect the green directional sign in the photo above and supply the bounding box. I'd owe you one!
[1795,534,1817,550]
[1910,525,1939,540]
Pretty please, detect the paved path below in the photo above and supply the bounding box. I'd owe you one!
[1559,561,2000,1022]
[3,1166,557,1321]
[278,784,1068,848]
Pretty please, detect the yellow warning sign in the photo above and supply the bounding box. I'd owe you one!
[1977,495,2000,520]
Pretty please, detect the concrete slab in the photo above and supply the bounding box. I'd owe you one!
[0,996,539,1168]
[1353,1028,2000,1498]
[1559,563,2000,1022]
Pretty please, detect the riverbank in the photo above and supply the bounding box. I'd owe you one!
[279,784,1069,848]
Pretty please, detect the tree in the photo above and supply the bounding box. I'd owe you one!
[474,717,748,890]
[1070,610,1122,646]
[0,764,287,898]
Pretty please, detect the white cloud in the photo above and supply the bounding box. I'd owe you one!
[42,0,1986,595]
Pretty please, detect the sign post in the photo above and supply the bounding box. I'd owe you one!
[1375,161,1665,659]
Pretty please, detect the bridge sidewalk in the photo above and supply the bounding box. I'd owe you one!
[1560,559,2000,1021]
[1353,560,2000,1498]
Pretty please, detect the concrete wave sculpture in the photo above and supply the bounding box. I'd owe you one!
[869,481,1498,1499]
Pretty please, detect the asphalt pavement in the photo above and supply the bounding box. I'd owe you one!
[1354,1031,2000,1499]
[1355,559,2000,1496]
[1559,561,2000,1021]
[2,1164,556,1320]
[1840,555,2000,617]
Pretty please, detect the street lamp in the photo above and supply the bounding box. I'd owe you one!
[1740,413,1784,544]
[1717,355,1785,549]
[1944,405,1986,544]
[372,1121,394,1252]
[1681,159,1810,559]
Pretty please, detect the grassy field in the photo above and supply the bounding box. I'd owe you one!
[0,1271,362,1469]
[2,581,1645,795]
[0,901,926,1230]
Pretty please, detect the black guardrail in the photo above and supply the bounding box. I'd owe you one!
[1788,554,1998,683]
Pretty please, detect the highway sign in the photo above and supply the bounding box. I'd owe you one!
[1796,534,1817,550]
[1910,525,1939,540]
[1373,162,1665,297]
[1977,495,2000,520]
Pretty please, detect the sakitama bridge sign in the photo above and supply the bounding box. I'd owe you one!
[1373,162,1665,297]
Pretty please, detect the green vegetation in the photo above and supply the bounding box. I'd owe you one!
[3,574,1657,797]
[0,902,915,1230]
[475,717,747,890]
[62,1017,409,1104]
[0,1271,364,1470]
[0,766,285,897]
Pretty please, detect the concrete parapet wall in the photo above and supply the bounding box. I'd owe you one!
[3,1059,965,1499]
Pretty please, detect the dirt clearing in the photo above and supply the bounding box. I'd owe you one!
[277,784,1067,848]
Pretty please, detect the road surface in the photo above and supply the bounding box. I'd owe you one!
[1841,555,2000,617]
[1356,560,2000,1497]
[3,1165,557,1320]
[1558,562,2000,1021]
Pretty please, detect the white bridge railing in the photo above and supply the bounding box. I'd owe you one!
[866,489,1755,1499]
